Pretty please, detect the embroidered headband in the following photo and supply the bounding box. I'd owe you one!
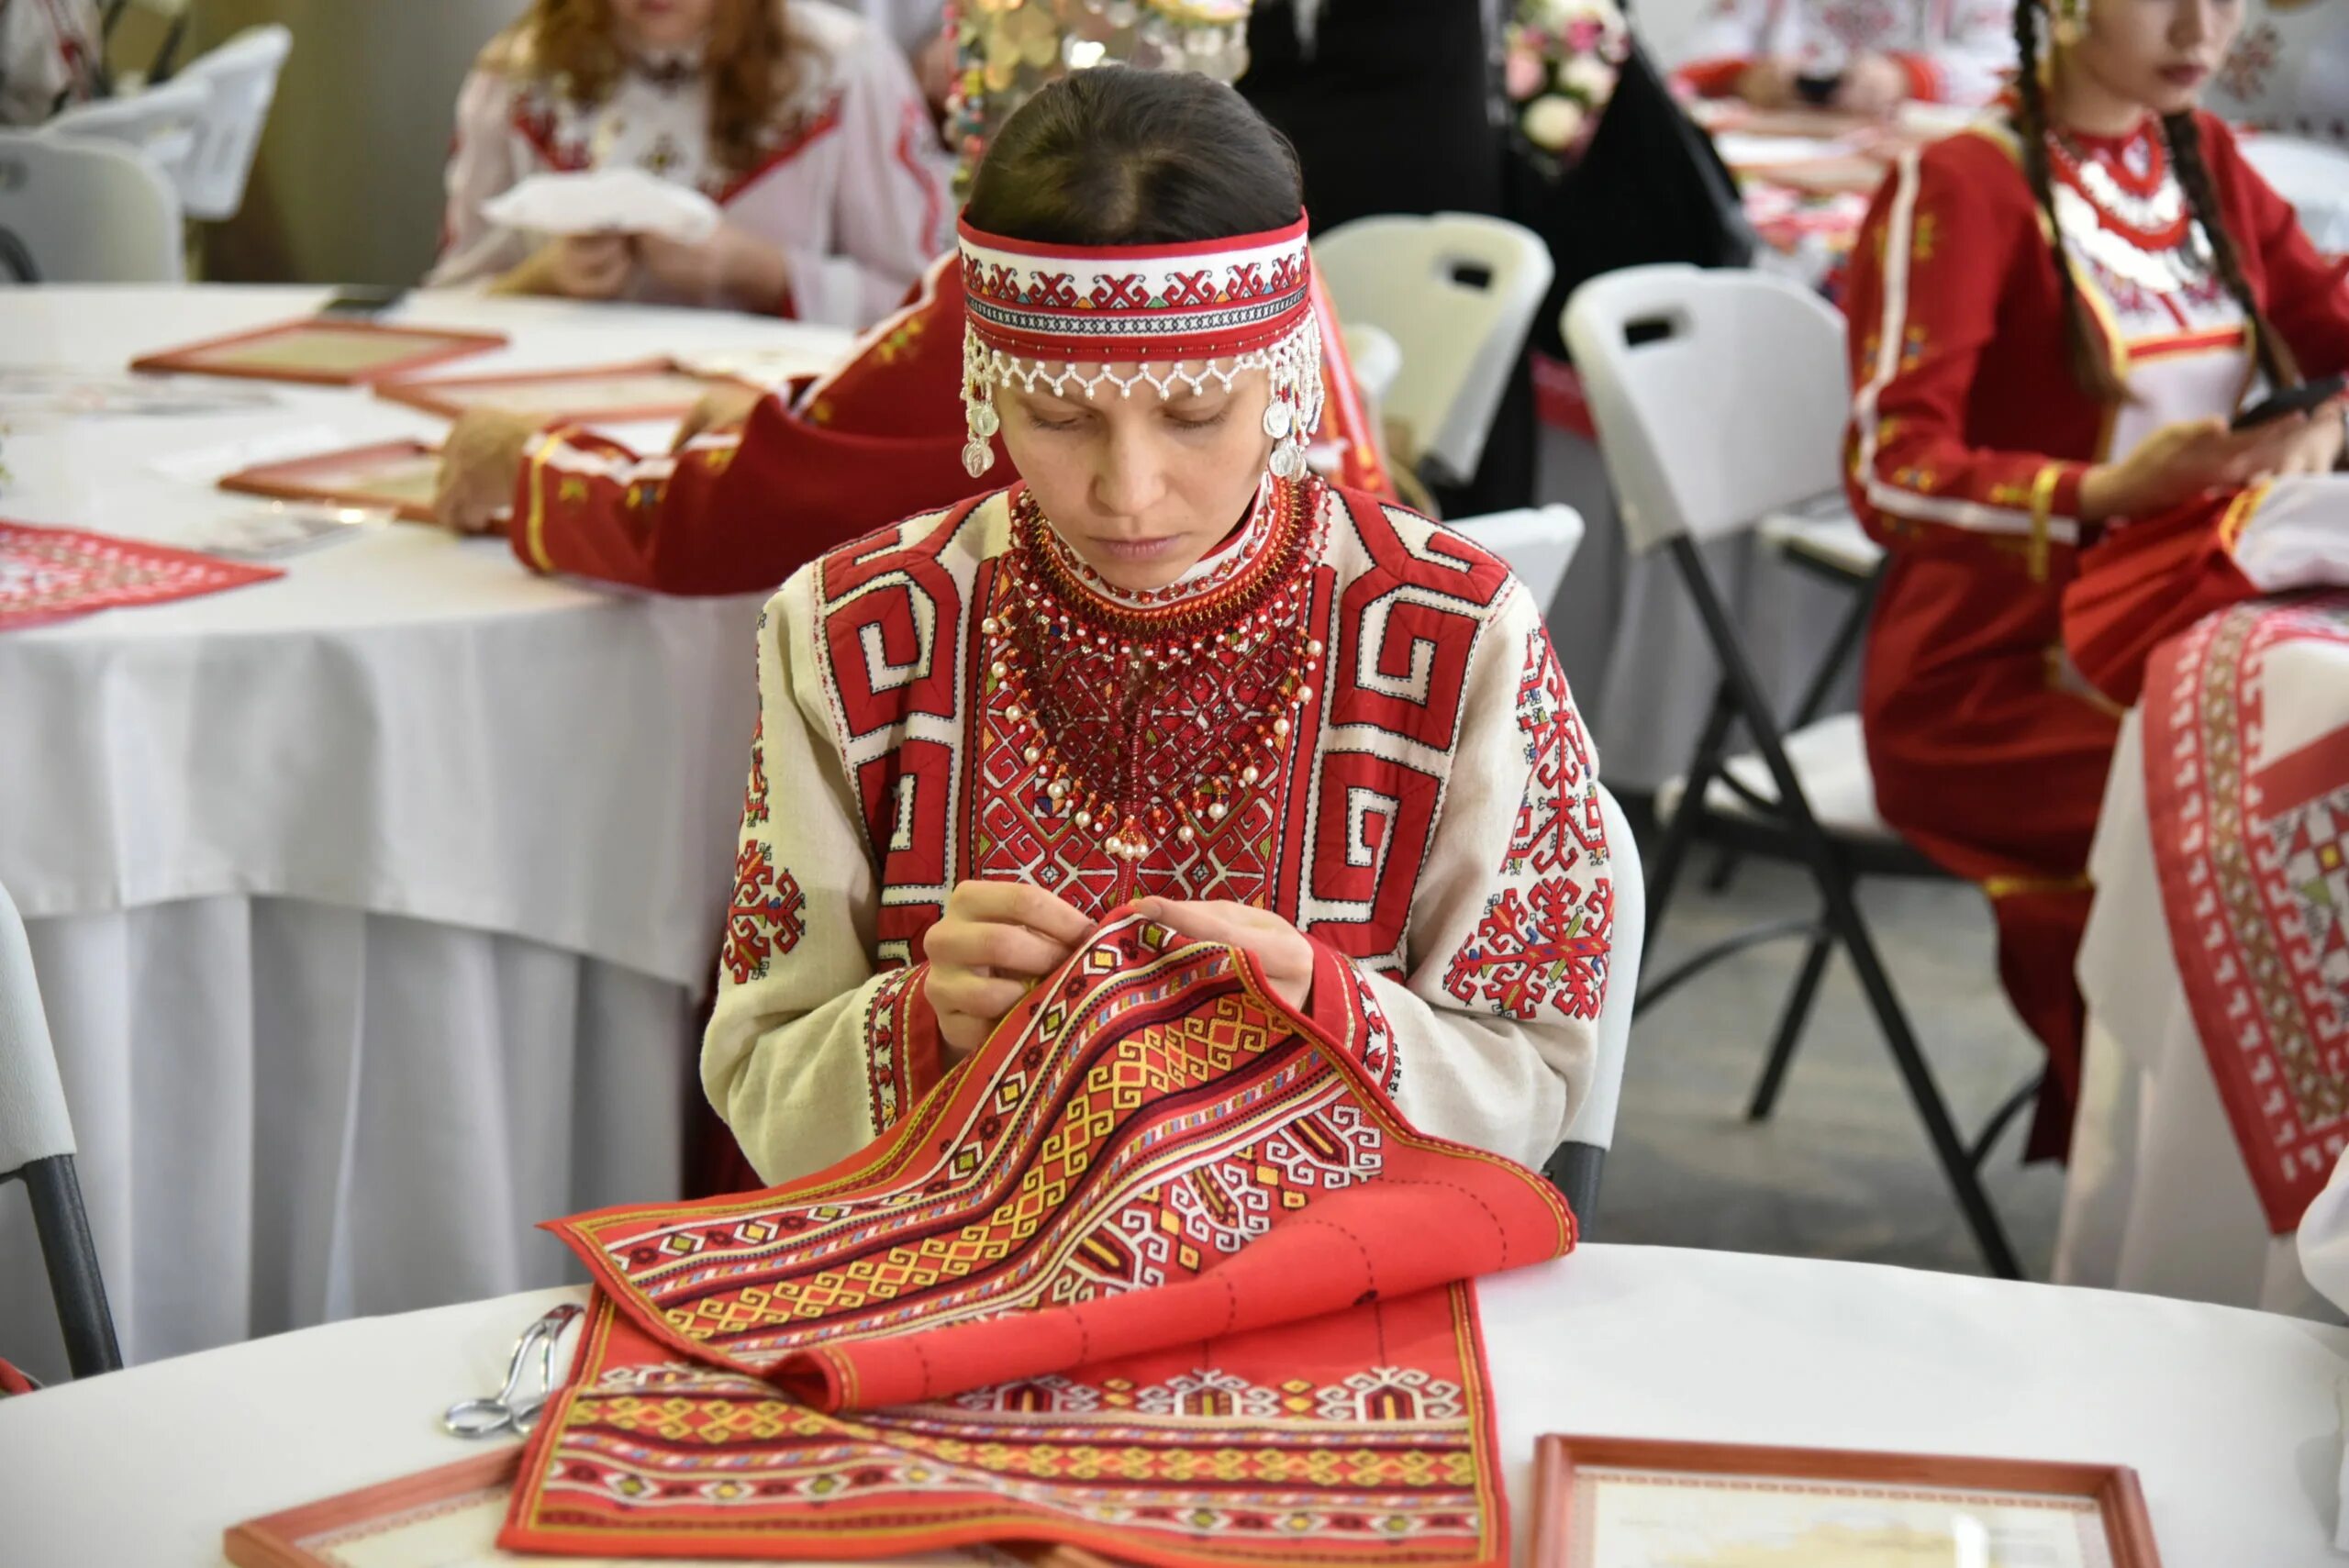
[957,212,1326,482]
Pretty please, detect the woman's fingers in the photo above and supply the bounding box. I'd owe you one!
[925,969,1030,1022]
[924,918,1074,979]
[947,880,1094,944]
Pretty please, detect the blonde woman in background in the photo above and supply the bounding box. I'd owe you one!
[429,0,950,326]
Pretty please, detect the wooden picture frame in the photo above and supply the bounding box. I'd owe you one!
[131,318,507,386]
[1531,1433,2161,1568]
[374,357,748,424]
[224,1451,518,1568]
[217,439,441,524]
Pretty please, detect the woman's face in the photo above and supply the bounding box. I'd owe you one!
[609,0,720,53]
[2074,0,2243,117]
[996,364,1278,594]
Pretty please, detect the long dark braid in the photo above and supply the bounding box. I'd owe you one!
[2162,110,2301,392]
[2013,0,2129,402]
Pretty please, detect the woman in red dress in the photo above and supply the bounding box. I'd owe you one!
[1842,0,2349,1153]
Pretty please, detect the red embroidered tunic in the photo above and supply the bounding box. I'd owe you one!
[505,256,1395,596]
[1842,107,2349,1148]
[708,476,1613,1183]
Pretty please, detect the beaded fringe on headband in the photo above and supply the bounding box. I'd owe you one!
[956,214,1326,481]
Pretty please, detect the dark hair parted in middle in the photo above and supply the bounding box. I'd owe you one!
[963,67,1305,247]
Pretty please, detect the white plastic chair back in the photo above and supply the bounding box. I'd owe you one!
[0,132,182,283]
[1562,784,1643,1157]
[1313,213,1555,485]
[1564,263,1850,553]
[1339,322,1402,411]
[44,73,211,200]
[0,881,74,1176]
[2239,133,2349,256]
[173,24,293,221]
[1447,504,1586,619]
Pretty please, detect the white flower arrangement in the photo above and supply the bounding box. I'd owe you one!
[1504,0,1630,161]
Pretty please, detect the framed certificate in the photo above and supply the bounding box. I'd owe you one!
[217,440,441,523]
[375,358,744,423]
[1532,1434,2161,1568]
[131,319,507,386]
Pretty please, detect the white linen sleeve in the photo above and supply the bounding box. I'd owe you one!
[1319,588,1612,1172]
[424,68,534,289]
[775,28,952,328]
[702,574,941,1185]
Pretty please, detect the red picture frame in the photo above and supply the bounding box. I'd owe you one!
[217,439,441,524]
[224,1451,517,1568]
[1531,1433,2161,1568]
[373,356,749,423]
[131,318,507,386]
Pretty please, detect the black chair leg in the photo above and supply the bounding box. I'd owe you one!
[1642,683,1740,953]
[20,1155,122,1378]
[1820,885,2024,1279]
[1746,925,1834,1121]
[1969,1073,2045,1171]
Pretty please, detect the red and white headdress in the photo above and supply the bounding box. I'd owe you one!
[957,212,1326,482]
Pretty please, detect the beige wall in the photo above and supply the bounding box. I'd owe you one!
[194,0,519,285]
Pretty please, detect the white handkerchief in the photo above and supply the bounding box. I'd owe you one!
[482,169,722,245]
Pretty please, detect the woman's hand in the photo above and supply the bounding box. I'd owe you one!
[1831,51,1909,115]
[1734,58,1798,108]
[430,406,542,535]
[495,233,633,300]
[2267,397,2348,478]
[2079,412,2326,522]
[636,224,793,311]
[924,881,1095,1064]
[672,384,767,451]
[1134,898,1317,1015]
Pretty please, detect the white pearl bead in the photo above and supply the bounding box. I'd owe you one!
[1075,810,1092,828]
[1273,717,1291,737]
[1023,746,1042,765]
[1207,802,1227,822]
[1308,639,1324,657]
[1048,779,1069,800]
[981,617,1000,635]
[1177,825,1196,844]
[990,662,1008,679]
[1241,765,1259,784]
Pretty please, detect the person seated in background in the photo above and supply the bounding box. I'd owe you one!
[428,0,949,326]
[707,65,1615,1187]
[427,0,1392,595]
[0,0,102,125]
[2204,0,2348,145]
[1841,0,2349,1160]
[1675,0,2017,112]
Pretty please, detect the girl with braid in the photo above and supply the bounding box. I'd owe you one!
[1842,0,2349,1158]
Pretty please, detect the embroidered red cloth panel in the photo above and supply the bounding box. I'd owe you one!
[2144,595,2349,1232]
[0,520,281,630]
[502,911,1575,1566]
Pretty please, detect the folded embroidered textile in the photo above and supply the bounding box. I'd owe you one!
[2142,594,2349,1233]
[0,519,282,630]
[500,910,1576,1567]
[482,168,724,245]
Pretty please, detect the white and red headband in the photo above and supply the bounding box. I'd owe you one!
[957,213,1326,481]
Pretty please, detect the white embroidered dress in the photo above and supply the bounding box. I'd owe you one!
[707,477,1617,1184]
[429,0,951,327]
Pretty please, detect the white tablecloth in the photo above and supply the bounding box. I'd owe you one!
[1,1243,2342,1564]
[0,286,851,1380]
[2055,711,2327,1318]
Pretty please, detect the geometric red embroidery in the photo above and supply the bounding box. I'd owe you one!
[1443,877,1613,1021]
[742,719,771,829]
[723,840,805,985]
[1504,628,1604,877]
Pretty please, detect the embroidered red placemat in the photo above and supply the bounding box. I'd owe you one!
[2143,595,2349,1232]
[0,519,282,631]
[501,911,1575,1567]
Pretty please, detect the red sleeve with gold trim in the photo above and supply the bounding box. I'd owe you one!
[2204,113,2349,381]
[1843,135,2092,580]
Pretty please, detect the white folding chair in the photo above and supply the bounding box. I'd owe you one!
[2239,133,2349,255]
[1313,213,1555,486]
[1339,322,1402,412]
[0,132,182,283]
[1566,262,2029,1279]
[43,72,210,201]
[169,23,292,221]
[0,880,121,1380]
[1446,504,1586,620]
[1544,784,1643,1228]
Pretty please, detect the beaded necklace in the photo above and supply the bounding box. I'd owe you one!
[984,476,1327,862]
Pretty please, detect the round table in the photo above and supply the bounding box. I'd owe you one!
[0,286,851,1381]
[0,1243,2341,1563]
